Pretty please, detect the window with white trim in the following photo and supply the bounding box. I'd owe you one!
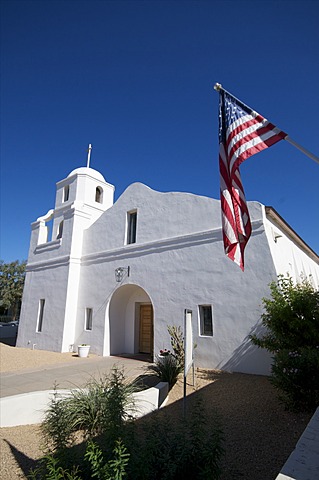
[85,308,93,331]
[199,305,213,336]
[127,210,137,244]
[36,299,45,332]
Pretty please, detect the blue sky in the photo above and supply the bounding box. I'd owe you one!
[1,0,319,262]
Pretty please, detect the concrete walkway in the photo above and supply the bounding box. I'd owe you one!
[276,407,319,480]
[0,354,151,399]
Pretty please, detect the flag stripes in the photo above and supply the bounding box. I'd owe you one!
[218,90,286,270]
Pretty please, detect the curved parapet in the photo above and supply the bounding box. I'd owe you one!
[36,209,54,223]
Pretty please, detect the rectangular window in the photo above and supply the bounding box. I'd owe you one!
[63,185,70,202]
[199,305,213,336]
[85,308,93,331]
[127,211,137,244]
[36,299,45,332]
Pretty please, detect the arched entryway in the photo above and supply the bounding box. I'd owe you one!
[107,284,154,357]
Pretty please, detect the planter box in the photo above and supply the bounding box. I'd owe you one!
[78,345,90,357]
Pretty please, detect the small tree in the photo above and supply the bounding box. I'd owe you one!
[0,260,26,320]
[250,274,319,410]
[148,325,185,388]
[167,324,184,369]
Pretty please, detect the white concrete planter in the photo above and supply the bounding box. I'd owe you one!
[0,382,170,427]
[78,345,90,357]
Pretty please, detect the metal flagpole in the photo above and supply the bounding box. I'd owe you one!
[214,83,319,166]
[284,136,319,165]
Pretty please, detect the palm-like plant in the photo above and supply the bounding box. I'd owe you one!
[148,354,182,388]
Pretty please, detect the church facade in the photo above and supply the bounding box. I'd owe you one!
[16,166,319,375]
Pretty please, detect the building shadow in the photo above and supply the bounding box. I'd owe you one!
[3,439,38,477]
[219,322,272,375]
[115,352,153,363]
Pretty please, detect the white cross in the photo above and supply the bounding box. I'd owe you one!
[87,144,92,168]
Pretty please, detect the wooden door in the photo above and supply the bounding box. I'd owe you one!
[139,304,153,354]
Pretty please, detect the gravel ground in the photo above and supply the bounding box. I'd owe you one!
[0,344,314,480]
[0,343,94,373]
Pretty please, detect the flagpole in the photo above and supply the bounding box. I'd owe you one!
[284,136,319,165]
[214,83,319,166]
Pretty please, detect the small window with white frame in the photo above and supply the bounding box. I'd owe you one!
[85,308,93,331]
[199,305,213,336]
[36,299,45,332]
[126,210,137,244]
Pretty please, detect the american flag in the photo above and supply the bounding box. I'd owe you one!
[218,89,286,270]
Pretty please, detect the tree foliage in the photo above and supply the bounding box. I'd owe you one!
[0,260,26,319]
[250,274,319,410]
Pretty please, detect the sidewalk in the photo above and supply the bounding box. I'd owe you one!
[0,354,151,398]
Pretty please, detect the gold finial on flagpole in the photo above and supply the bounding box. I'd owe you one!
[87,144,92,168]
[214,83,222,92]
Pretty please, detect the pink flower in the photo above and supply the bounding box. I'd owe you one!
[159,349,171,356]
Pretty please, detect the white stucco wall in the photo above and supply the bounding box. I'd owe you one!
[263,209,319,288]
[18,173,318,376]
[82,183,220,253]
[17,263,70,351]
[74,185,277,375]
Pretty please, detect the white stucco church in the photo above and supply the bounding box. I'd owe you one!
[17,164,319,375]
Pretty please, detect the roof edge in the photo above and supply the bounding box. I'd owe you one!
[265,206,319,264]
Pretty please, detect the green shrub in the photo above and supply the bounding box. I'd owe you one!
[85,439,129,480]
[35,366,224,480]
[250,275,319,411]
[271,347,319,410]
[28,453,81,479]
[127,398,223,480]
[40,387,76,452]
[29,439,129,480]
[148,354,183,388]
[41,366,136,452]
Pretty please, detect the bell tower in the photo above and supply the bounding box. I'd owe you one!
[27,145,115,259]
[17,146,115,353]
[53,165,115,256]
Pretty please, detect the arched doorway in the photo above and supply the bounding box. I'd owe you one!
[107,284,154,357]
